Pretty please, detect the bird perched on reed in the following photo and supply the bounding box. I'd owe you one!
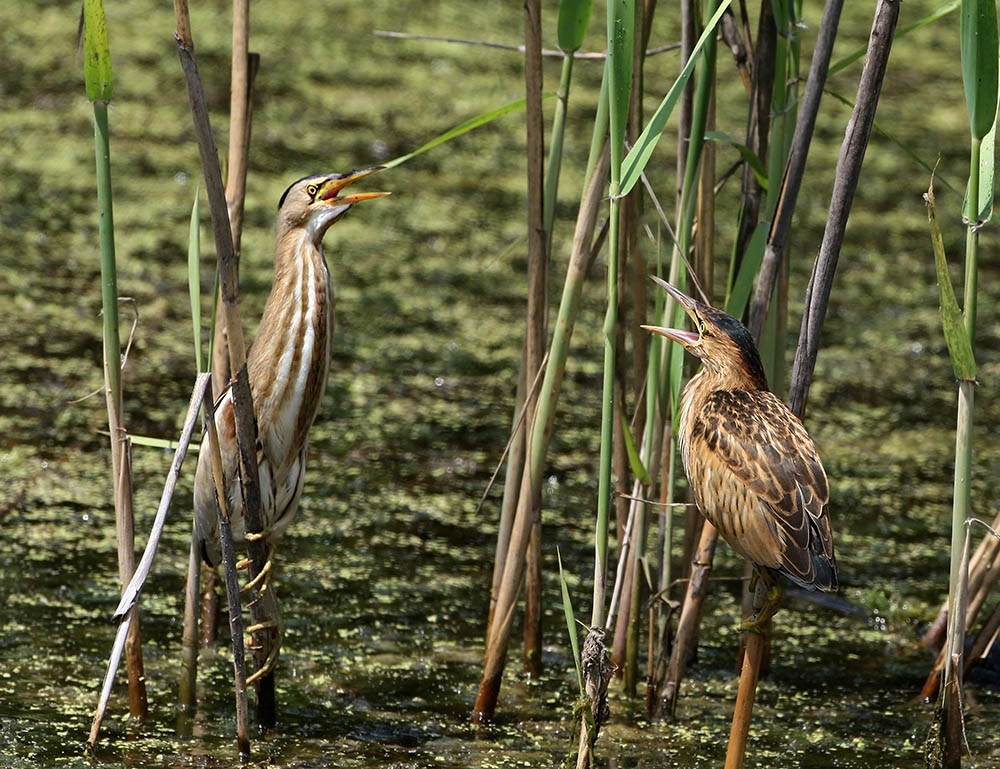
[191,168,388,650]
[642,278,837,629]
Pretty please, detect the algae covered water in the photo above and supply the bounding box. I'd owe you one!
[2,1,1000,766]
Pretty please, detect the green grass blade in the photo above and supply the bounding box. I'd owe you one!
[558,0,593,53]
[704,130,768,189]
[620,0,733,196]
[187,186,203,373]
[557,548,585,694]
[126,434,193,452]
[83,0,113,102]
[206,266,220,375]
[383,96,551,169]
[621,413,651,486]
[961,0,999,140]
[825,88,961,196]
[829,0,959,77]
[725,221,767,318]
[926,182,976,380]
[607,0,635,174]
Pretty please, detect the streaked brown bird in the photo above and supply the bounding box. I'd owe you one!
[642,278,837,629]
[192,168,387,650]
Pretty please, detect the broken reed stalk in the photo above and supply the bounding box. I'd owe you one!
[173,0,275,731]
[923,505,1000,652]
[921,509,1000,698]
[82,0,148,724]
[89,375,210,748]
[725,4,897,766]
[963,598,1000,680]
[474,148,610,722]
[521,0,547,677]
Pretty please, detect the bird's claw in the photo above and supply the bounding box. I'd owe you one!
[737,584,782,635]
[241,557,273,594]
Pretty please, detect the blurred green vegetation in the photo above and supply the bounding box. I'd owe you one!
[1,1,999,767]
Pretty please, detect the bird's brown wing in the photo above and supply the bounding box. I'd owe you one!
[696,389,838,591]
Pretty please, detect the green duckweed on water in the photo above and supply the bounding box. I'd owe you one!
[2,1,1000,767]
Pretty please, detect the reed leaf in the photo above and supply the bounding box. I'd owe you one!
[83,0,112,102]
[621,414,651,486]
[704,130,768,189]
[187,186,203,373]
[829,0,959,77]
[619,0,732,196]
[725,221,767,318]
[961,0,999,141]
[825,89,961,195]
[607,0,635,171]
[926,182,976,381]
[558,0,593,53]
[557,548,585,694]
[384,96,550,169]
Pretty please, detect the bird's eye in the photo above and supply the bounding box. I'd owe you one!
[307,184,318,197]
[698,317,708,335]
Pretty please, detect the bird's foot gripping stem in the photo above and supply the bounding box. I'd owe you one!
[737,583,782,635]
[245,619,280,684]
[241,544,282,684]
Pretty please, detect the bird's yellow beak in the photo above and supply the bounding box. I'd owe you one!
[640,276,701,347]
[317,166,390,207]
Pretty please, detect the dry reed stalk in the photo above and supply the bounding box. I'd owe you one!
[201,379,252,756]
[90,374,210,748]
[521,0,547,677]
[173,0,275,729]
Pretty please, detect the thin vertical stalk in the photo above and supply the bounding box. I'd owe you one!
[788,0,899,415]
[594,0,634,631]
[84,0,149,719]
[201,383,252,758]
[748,0,843,340]
[544,55,575,238]
[488,348,527,636]
[521,0,547,678]
[173,0,273,731]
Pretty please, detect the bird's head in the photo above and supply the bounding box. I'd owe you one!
[277,167,389,243]
[641,276,767,388]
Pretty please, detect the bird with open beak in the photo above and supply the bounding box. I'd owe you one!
[191,167,389,673]
[642,277,838,629]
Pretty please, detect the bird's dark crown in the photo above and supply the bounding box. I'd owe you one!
[697,304,768,388]
[277,175,320,209]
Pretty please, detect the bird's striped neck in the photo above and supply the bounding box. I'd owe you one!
[246,230,333,463]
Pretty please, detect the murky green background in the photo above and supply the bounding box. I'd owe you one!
[2,1,1000,767]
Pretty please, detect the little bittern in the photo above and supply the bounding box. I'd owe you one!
[192,168,387,643]
[642,278,837,628]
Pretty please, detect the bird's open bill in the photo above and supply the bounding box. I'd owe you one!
[641,276,700,347]
[318,166,390,207]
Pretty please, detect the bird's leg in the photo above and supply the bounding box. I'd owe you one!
[737,579,783,635]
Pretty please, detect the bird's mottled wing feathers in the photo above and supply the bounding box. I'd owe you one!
[693,389,837,590]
